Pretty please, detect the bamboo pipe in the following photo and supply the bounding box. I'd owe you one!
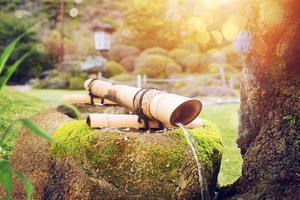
[62,94,116,105]
[87,114,202,129]
[84,79,202,126]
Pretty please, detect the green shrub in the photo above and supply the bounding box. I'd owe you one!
[181,53,206,73]
[135,54,179,78]
[135,54,168,78]
[142,47,168,56]
[165,62,182,77]
[108,45,140,62]
[120,56,136,72]
[178,40,199,52]
[168,48,192,64]
[111,73,136,81]
[205,48,227,65]
[33,71,71,89]
[68,77,85,90]
[103,61,126,78]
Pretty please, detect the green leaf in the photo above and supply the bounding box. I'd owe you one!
[19,118,52,141]
[15,171,34,200]
[0,31,28,74]
[0,52,31,90]
[0,123,14,148]
[0,160,13,198]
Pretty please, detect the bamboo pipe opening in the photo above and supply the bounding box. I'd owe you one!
[170,99,202,126]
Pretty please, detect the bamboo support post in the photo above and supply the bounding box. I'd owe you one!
[87,114,202,129]
[62,94,116,105]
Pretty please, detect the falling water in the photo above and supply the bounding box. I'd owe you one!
[177,123,211,200]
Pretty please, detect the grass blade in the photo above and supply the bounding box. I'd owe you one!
[0,52,31,90]
[0,160,13,198]
[19,118,52,141]
[15,171,34,200]
[0,32,29,74]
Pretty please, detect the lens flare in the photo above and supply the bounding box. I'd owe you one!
[222,20,241,42]
[197,30,210,44]
[69,8,79,18]
[261,0,283,26]
[188,17,207,31]
[211,31,223,44]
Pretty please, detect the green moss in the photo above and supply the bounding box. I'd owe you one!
[50,121,96,157]
[50,119,222,191]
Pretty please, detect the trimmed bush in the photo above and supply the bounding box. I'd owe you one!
[142,47,168,56]
[178,40,199,52]
[111,73,136,81]
[120,56,136,72]
[165,62,182,76]
[68,77,85,90]
[108,45,140,62]
[135,54,177,78]
[168,48,192,64]
[205,48,227,64]
[103,61,126,78]
[181,53,206,73]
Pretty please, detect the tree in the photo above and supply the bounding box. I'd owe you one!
[221,1,300,199]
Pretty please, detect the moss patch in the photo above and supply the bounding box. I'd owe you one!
[50,119,222,195]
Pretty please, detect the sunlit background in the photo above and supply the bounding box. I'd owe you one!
[2,0,288,187]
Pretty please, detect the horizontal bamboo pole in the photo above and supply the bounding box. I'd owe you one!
[62,94,116,105]
[84,79,202,126]
[87,114,202,129]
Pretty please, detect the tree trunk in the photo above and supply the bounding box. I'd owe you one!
[222,0,300,199]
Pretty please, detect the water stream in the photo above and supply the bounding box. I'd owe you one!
[177,123,211,200]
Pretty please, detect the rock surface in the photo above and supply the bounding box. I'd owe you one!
[10,108,222,200]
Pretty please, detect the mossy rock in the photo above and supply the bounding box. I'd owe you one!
[50,119,222,199]
[103,61,126,78]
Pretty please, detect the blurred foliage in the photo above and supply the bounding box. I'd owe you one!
[122,0,181,49]
[0,32,30,90]
[68,77,85,90]
[33,68,87,89]
[44,30,79,65]
[120,56,136,72]
[103,61,126,78]
[121,0,246,51]
[0,13,53,84]
[135,54,180,78]
[108,44,141,62]
[143,47,168,56]
[168,48,192,64]
[181,52,206,73]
